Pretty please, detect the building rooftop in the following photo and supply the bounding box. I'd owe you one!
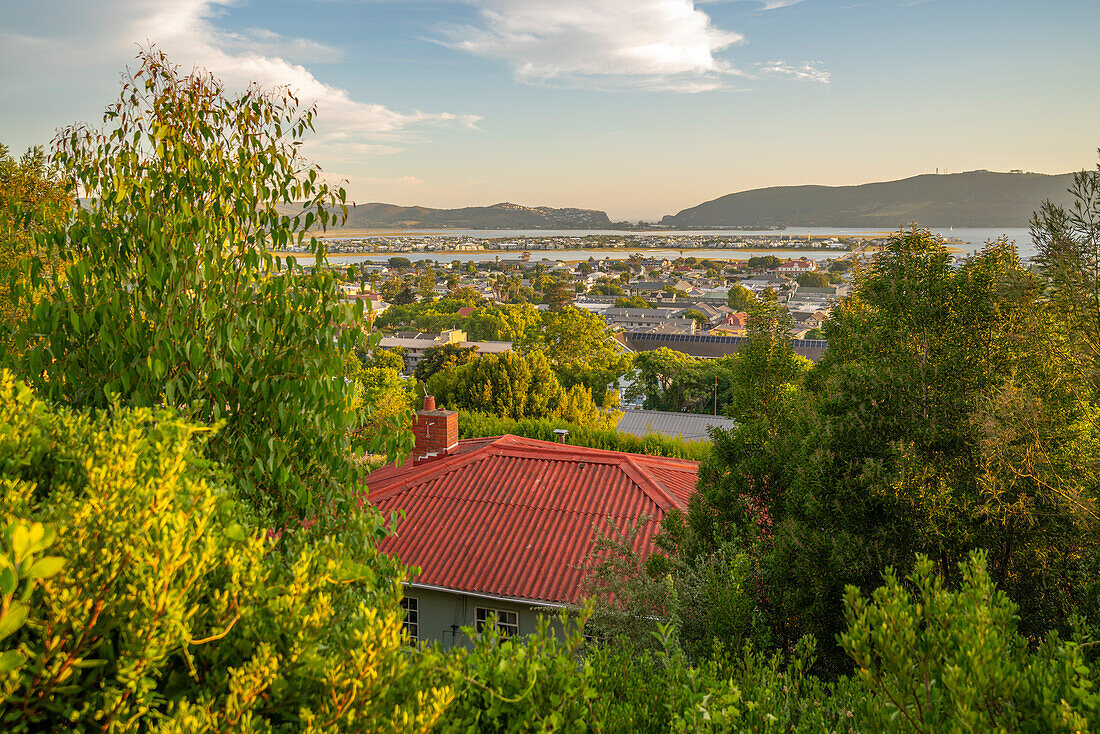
[616,409,737,441]
[365,434,698,605]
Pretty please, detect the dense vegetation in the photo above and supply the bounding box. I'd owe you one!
[457,411,711,461]
[3,51,1100,730]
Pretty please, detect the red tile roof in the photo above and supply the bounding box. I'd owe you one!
[365,434,698,605]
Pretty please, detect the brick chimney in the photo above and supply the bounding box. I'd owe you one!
[411,395,458,460]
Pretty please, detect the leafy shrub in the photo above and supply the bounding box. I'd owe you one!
[457,411,710,461]
[840,551,1100,732]
[0,371,451,732]
[438,612,593,733]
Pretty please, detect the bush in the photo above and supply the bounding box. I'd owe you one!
[457,411,711,461]
[0,371,451,731]
[840,551,1100,732]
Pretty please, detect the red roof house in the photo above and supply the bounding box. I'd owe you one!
[364,398,699,644]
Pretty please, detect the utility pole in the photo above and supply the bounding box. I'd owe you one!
[713,374,718,416]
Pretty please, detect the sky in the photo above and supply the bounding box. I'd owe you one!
[2,0,1098,221]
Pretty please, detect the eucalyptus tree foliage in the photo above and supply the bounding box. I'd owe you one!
[12,50,386,525]
[1031,153,1100,398]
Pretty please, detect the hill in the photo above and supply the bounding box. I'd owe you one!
[661,170,1077,228]
[333,201,613,229]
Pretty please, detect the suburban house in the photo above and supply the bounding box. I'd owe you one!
[774,259,817,274]
[621,331,829,362]
[603,307,697,334]
[711,311,750,335]
[365,397,700,647]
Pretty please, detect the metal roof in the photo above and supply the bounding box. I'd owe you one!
[616,409,737,441]
[364,434,698,605]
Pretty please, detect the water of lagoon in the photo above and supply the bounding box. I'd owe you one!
[322,227,1035,265]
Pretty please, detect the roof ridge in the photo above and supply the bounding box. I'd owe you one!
[618,454,680,508]
[366,440,502,501]
[470,434,701,469]
[368,433,697,505]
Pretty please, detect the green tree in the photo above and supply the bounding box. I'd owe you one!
[544,279,574,311]
[356,344,405,373]
[1031,152,1100,398]
[0,144,72,360]
[627,348,707,412]
[520,306,632,401]
[427,351,561,421]
[726,283,755,311]
[413,343,479,383]
[615,296,652,309]
[390,285,418,305]
[747,256,781,270]
[465,303,541,342]
[10,51,378,524]
[725,289,810,428]
[841,552,1100,732]
[795,271,830,288]
[387,256,412,269]
[789,231,1094,659]
[416,270,436,299]
[683,309,709,330]
[590,282,625,296]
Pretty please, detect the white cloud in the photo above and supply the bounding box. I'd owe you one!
[440,0,746,92]
[715,0,808,10]
[760,0,807,9]
[0,0,476,164]
[755,60,830,83]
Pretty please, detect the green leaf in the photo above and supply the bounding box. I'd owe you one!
[26,556,65,581]
[0,567,15,596]
[0,602,29,640]
[0,650,27,673]
[11,525,31,560]
[224,524,247,543]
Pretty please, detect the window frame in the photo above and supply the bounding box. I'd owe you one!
[400,596,419,643]
[474,606,519,637]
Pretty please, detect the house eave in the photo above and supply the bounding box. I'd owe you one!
[403,581,569,609]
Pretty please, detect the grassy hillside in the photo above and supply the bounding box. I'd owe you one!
[662,170,1077,228]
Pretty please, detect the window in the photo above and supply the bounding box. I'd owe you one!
[475,607,519,637]
[400,596,419,642]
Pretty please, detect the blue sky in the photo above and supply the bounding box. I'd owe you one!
[2,0,1097,219]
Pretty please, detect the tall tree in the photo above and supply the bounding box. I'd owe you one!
[10,50,378,524]
[726,282,755,311]
[0,144,72,359]
[427,350,594,422]
[1031,153,1100,398]
[674,229,1099,669]
[413,343,479,383]
[519,306,632,402]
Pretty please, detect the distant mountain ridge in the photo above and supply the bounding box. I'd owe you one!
[333,201,613,229]
[661,171,1077,228]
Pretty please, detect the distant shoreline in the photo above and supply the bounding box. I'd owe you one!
[272,243,965,259]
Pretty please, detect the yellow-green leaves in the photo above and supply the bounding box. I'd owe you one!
[0,518,63,682]
[0,371,451,732]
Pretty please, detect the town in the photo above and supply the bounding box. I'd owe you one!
[296,231,865,255]
[330,240,854,371]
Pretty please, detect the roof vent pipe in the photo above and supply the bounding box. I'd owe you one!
[553,428,569,444]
